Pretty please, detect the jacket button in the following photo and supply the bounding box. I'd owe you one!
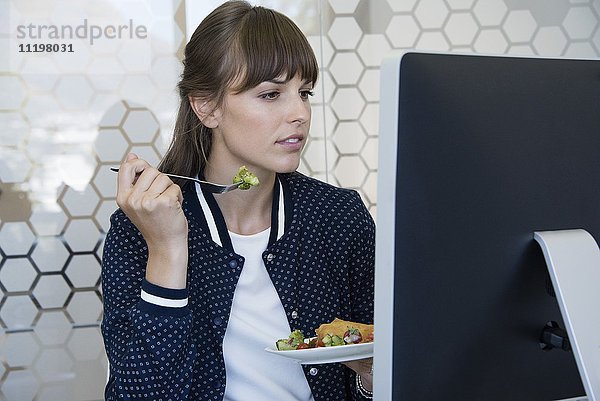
[291,311,298,319]
[228,259,238,269]
[309,367,318,376]
[266,253,275,262]
[213,317,223,326]
[212,380,221,389]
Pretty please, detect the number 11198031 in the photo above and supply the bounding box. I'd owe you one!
[18,43,74,53]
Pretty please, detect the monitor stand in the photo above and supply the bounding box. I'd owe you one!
[534,229,600,401]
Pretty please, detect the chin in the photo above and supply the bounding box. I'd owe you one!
[276,166,299,174]
[275,160,301,174]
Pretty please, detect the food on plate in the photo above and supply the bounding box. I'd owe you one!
[276,329,305,351]
[321,333,345,347]
[342,327,362,344]
[275,318,374,351]
[232,166,260,190]
[315,318,374,345]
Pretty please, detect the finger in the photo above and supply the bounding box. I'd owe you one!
[168,182,184,204]
[343,358,372,374]
[145,173,176,199]
[117,158,151,191]
[126,152,138,161]
[342,360,358,371]
[162,183,184,207]
[139,184,183,214]
[116,159,153,209]
[129,167,163,196]
[344,357,372,366]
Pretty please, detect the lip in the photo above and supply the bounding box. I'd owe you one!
[276,135,305,151]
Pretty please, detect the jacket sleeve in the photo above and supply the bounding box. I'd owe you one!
[347,191,376,324]
[346,191,376,401]
[101,209,197,400]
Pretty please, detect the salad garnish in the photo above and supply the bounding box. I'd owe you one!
[233,166,259,190]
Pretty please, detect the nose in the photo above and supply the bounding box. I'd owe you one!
[288,96,310,125]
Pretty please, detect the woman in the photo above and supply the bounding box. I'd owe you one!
[101,1,375,400]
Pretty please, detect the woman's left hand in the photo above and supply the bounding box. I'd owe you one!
[343,357,373,391]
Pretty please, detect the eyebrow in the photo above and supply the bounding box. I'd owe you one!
[266,78,313,85]
[267,78,287,84]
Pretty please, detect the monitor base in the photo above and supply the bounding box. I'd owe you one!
[535,229,600,401]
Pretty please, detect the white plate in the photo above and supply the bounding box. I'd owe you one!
[264,341,373,364]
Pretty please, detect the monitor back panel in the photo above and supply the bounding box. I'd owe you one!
[390,53,600,400]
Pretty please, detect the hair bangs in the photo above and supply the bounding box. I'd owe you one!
[228,6,318,93]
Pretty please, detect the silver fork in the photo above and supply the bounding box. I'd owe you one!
[110,168,244,194]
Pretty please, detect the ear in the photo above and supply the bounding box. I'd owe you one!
[189,95,220,129]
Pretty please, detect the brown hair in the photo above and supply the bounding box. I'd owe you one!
[158,0,319,182]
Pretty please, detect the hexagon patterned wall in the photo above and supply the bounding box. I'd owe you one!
[1,0,599,399]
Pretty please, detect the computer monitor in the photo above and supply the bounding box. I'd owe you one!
[374,52,600,400]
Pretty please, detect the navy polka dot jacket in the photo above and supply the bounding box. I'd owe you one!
[101,172,375,400]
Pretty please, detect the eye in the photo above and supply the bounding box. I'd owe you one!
[260,91,280,100]
[300,90,314,100]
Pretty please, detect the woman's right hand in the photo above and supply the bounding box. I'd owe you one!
[116,153,189,289]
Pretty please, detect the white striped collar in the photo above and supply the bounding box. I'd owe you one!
[195,177,286,249]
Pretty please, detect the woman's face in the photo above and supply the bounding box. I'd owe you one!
[209,74,313,177]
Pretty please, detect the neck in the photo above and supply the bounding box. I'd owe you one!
[203,146,278,235]
[211,173,276,236]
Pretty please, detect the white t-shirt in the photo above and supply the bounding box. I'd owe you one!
[222,228,314,401]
